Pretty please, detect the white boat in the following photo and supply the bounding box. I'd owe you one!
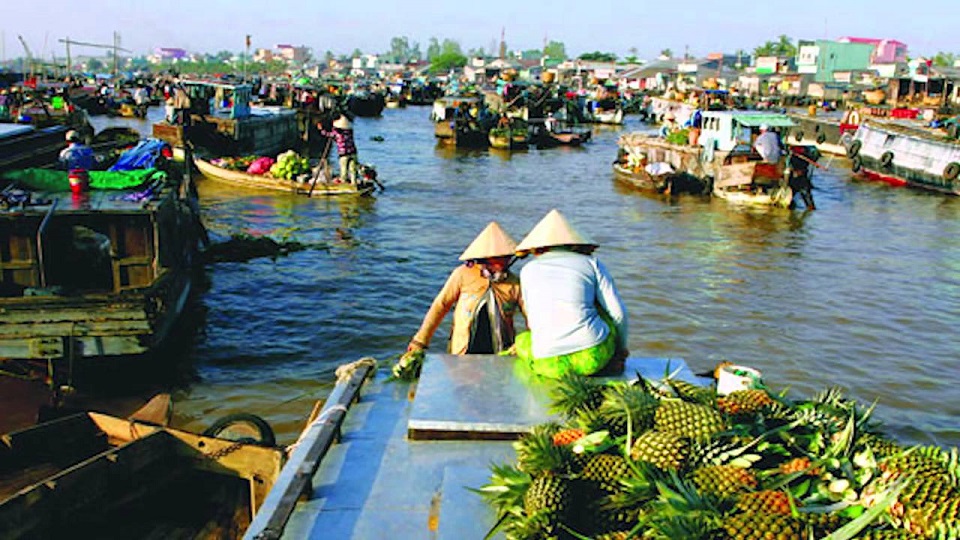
[847,120,960,195]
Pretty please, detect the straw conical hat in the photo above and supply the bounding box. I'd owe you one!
[515,209,596,252]
[333,115,352,129]
[459,221,518,261]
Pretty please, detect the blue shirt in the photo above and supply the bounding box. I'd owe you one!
[519,250,628,358]
[59,143,95,171]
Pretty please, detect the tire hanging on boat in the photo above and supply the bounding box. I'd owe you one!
[847,139,862,158]
[851,156,863,173]
[880,151,895,168]
[944,162,960,180]
[793,129,804,142]
[949,123,959,140]
[816,132,827,144]
[202,413,276,447]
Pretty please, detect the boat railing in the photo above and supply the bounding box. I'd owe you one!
[35,198,60,288]
[243,357,377,540]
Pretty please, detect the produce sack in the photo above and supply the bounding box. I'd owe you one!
[247,157,275,175]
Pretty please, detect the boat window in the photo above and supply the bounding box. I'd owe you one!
[43,224,114,293]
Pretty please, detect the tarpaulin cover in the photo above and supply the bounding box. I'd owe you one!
[109,138,169,171]
[0,168,165,191]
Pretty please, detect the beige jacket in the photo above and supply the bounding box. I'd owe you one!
[412,264,525,354]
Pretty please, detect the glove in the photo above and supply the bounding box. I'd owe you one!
[391,349,424,381]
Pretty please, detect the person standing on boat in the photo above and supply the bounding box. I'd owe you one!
[753,124,782,163]
[59,130,94,171]
[319,115,358,184]
[512,209,629,378]
[400,222,526,365]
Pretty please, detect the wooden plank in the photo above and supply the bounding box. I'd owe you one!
[0,413,103,461]
[0,319,152,338]
[243,359,376,540]
[0,430,177,539]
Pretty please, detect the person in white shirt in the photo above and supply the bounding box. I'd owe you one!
[512,209,629,378]
[753,124,782,163]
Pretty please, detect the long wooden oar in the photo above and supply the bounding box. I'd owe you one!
[307,137,333,197]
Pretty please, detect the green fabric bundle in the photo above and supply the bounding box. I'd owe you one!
[0,168,165,192]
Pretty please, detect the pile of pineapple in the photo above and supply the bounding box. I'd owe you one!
[479,373,960,539]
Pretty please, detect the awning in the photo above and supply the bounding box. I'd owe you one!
[734,114,795,127]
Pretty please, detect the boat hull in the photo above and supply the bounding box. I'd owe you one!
[850,121,960,195]
[195,158,376,197]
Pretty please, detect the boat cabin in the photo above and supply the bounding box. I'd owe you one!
[698,111,795,152]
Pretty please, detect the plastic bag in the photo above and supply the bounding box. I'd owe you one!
[246,156,275,175]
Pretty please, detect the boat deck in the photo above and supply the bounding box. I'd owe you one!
[265,354,704,540]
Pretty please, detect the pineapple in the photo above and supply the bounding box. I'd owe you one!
[857,529,927,540]
[735,490,794,515]
[515,424,576,475]
[858,432,904,459]
[690,465,757,499]
[630,430,689,471]
[654,400,727,441]
[524,473,574,522]
[596,383,660,438]
[722,511,804,540]
[799,511,848,537]
[717,389,774,415]
[666,378,716,405]
[778,456,821,476]
[579,453,631,494]
[552,428,585,447]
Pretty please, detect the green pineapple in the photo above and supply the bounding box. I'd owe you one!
[799,511,848,537]
[734,490,793,515]
[666,378,717,405]
[630,430,689,471]
[722,511,805,540]
[857,529,927,540]
[579,453,631,494]
[716,389,774,416]
[858,431,904,459]
[654,400,727,441]
[596,382,660,439]
[524,474,574,522]
[690,465,757,499]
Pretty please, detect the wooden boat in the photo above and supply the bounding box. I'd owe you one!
[620,111,814,207]
[432,96,490,148]
[346,90,386,117]
[195,157,378,197]
[534,125,591,148]
[487,127,528,150]
[0,124,70,173]
[384,95,405,109]
[847,120,960,195]
[0,395,296,539]
[244,355,703,539]
[152,82,300,158]
[785,109,861,156]
[612,162,709,195]
[0,148,203,387]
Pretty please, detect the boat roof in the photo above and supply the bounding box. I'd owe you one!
[702,110,796,127]
[0,185,170,216]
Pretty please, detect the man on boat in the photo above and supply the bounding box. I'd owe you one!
[397,222,526,373]
[753,124,782,163]
[319,115,358,184]
[59,130,94,171]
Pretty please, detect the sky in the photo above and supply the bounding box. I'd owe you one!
[2,0,956,62]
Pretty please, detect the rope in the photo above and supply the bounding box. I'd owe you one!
[334,356,377,384]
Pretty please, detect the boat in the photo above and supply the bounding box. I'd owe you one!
[619,111,815,207]
[384,94,406,109]
[0,394,302,539]
[846,120,960,195]
[488,124,529,150]
[0,142,203,387]
[243,354,704,539]
[0,124,71,173]
[612,160,709,195]
[346,89,386,118]
[152,82,300,158]
[195,157,379,197]
[431,96,492,148]
[785,108,861,156]
[533,123,591,149]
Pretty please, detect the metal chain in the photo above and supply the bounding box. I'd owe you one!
[200,439,247,461]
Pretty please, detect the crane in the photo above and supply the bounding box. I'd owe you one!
[17,35,35,76]
[59,33,131,76]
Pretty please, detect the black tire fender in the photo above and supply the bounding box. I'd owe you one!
[880,151,894,168]
[793,129,804,142]
[814,124,823,134]
[202,413,276,447]
[851,156,863,172]
[944,162,960,180]
[949,123,959,140]
[847,139,862,158]
[816,132,827,144]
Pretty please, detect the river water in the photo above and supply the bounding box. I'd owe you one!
[87,105,959,449]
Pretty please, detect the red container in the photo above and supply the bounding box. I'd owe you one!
[68,169,89,194]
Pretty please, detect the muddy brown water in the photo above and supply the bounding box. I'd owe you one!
[7,105,955,449]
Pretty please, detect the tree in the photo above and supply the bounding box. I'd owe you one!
[430,51,467,73]
[426,37,441,61]
[934,51,956,67]
[578,51,617,62]
[351,48,363,59]
[659,49,673,59]
[754,35,796,58]
[388,36,417,63]
[441,39,463,56]
[87,58,104,72]
[467,47,486,58]
[544,40,567,61]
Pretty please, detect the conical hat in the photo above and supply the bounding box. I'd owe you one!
[459,221,518,261]
[515,209,596,252]
[333,115,352,129]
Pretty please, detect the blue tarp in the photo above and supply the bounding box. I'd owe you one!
[108,138,169,171]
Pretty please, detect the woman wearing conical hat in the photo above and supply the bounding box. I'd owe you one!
[513,209,629,378]
[402,221,526,363]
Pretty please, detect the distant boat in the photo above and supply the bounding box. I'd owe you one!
[195,157,379,197]
[847,120,960,195]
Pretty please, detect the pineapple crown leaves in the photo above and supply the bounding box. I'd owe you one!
[650,470,725,516]
[549,371,610,419]
[644,513,722,540]
[514,424,576,475]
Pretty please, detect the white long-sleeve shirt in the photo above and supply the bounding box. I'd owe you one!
[519,250,628,358]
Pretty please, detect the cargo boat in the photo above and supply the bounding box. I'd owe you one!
[847,120,960,195]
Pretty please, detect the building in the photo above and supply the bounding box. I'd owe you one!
[253,48,274,63]
[152,48,188,63]
[795,40,874,83]
[276,45,310,64]
[836,37,908,64]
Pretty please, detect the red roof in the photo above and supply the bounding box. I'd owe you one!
[837,37,907,46]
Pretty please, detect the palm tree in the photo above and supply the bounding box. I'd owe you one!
[660,48,673,59]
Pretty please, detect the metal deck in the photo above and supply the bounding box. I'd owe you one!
[278,354,702,540]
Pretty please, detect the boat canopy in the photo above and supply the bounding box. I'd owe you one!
[732,113,796,128]
[700,111,796,152]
